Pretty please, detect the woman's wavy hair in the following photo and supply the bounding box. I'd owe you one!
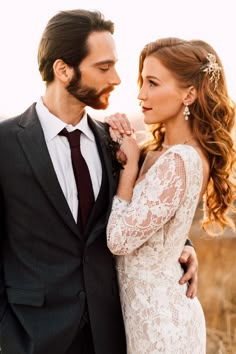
[138,37,236,235]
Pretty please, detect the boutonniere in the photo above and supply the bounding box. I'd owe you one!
[103,124,124,177]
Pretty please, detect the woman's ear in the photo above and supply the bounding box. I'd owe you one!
[183,86,197,105]
[53,59,73,84]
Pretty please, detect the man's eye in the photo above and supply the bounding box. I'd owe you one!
[99,67,109,72]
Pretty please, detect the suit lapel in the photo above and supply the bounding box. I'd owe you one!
[17,104,80,238]
[85,117,118,245]
[88,116,116,201]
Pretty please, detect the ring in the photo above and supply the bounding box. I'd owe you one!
[117,137,123,145]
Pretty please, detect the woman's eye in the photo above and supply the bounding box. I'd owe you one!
[149,80,157,87]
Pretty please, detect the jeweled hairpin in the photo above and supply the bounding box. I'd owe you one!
[202,53,221,91]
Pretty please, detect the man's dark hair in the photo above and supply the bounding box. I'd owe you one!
[38,9,114,83]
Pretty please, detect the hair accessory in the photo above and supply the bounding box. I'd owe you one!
[183,104,190,120]
[202,53,221,90]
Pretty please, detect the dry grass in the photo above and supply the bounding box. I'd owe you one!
[190,207,236,354]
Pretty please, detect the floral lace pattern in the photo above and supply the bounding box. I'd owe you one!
[107,145,206,353]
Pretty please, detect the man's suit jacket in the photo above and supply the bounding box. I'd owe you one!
[0,104,126,354]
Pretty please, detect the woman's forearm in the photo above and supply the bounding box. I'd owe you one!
[116,163,139,202]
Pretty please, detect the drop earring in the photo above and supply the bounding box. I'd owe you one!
[183,104,190,121]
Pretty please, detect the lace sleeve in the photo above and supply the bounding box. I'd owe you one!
[107,152,187,255]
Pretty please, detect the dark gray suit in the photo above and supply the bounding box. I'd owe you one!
[0,104,126,354]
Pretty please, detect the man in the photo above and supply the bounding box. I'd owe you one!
[0,9,198,354]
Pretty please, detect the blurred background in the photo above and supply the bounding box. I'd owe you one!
[191,211,236,354]
[1,0,236,353]
[0,0,236,118]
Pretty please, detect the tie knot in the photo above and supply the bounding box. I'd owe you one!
[59,128,81,148]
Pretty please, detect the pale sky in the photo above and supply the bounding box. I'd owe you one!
[0,0,235,119]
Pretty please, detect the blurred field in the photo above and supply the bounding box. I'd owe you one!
[190,207,236,354]
[132,118,236,354]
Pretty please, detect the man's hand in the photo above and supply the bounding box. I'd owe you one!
[179,245,198,299]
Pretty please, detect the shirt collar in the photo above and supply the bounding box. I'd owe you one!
[36,97,95,142]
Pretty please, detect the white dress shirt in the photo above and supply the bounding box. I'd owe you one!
[36,98,102,222]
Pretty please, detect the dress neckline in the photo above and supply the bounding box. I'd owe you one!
[135,144,200,187]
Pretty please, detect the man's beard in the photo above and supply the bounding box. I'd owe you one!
[66,70,114,109]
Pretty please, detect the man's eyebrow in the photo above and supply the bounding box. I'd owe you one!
[94,60,116,66]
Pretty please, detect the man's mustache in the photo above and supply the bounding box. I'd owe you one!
[99,86,115,95]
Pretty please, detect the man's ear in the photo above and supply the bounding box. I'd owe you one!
[183,86,197,105]
[53,59,73,84]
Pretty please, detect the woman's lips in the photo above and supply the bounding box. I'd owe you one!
[141,107,152,113]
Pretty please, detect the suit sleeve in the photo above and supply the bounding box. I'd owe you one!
[0,186,8,321]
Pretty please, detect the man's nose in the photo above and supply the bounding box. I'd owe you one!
[110,69,121,86]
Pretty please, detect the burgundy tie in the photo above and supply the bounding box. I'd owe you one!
[59,128,95,232]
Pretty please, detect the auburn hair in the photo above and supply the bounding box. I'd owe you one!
[138,37,236,234]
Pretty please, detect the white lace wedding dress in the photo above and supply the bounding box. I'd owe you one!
[107,145,206,354]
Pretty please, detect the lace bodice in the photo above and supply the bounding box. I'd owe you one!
[107,145,206,353]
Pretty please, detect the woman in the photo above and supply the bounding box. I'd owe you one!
[106,38,236,353]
